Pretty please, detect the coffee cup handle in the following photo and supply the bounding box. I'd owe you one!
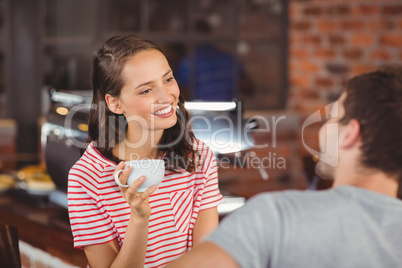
[114,170,130,188]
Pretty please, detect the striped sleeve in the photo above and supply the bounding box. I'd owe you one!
[198,141,224,210]
[68,163,118,249]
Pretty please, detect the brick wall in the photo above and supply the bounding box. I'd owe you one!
[288,0,402,154]
[220,0,402,198]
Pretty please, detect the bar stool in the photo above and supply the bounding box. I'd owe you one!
[0,224,21,268]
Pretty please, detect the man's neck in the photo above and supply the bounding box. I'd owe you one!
[333,170,399,198]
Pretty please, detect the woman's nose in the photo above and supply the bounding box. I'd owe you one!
[157,85,174,103]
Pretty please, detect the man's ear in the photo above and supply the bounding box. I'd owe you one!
[340,119,360,149]
[105,94,124,114]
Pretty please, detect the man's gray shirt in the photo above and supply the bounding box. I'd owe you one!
[206,186,402,268]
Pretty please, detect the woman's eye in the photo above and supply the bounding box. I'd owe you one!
[165,77,174,83]
[140,88,152,95]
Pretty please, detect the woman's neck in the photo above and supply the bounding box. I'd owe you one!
[114,128,164,161]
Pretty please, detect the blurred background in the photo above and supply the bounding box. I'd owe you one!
[0,0,401,267]
[0,0,288,166]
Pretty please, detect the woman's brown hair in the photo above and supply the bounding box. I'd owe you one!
[87,34,196,172]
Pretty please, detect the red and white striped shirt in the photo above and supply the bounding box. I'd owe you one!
[68,139,223,267]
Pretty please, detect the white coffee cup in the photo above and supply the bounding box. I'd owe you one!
[114,159,165,192]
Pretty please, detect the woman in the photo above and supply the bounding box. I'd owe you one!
[68,34,223,268]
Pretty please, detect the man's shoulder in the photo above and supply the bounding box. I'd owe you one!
[250,185,402,215]
[255,187,339,203]
[248,188,346,214]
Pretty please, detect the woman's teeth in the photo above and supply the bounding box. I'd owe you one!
[154,105,172,115]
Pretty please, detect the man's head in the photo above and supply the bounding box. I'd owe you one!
[316,66,402,182]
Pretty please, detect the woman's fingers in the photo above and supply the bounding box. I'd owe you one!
[126,177,158,201]
[122,176,158,218]
[114,162,131,186]
[126,176,145,196]
[115,160,126,170]
[139,184,158,200]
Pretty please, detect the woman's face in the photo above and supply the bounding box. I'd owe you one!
[116,49,180,133]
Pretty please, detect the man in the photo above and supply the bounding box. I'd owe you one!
[176,19,253,101]
[166,66,402,268]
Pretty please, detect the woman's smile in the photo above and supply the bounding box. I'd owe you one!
[153,104,175,117]
[115,49,180,131]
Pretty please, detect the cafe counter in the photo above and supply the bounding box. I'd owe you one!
[0,191,87,267]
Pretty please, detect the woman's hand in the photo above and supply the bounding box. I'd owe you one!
[114,161,157,219]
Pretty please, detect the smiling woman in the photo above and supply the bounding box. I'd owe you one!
[88,35,194,167]
[67,34,223,268]
[105,49,180,148]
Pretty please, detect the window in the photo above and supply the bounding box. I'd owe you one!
[42,0,288,109]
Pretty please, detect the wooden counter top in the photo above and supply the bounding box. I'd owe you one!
[0,191,87,267]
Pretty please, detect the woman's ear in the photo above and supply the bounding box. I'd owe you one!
[340,119,361,149]
[105,94,124,114]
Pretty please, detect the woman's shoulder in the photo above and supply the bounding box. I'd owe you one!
[193,138,214,157]
[193,139,217,171]
[70,142,116,175]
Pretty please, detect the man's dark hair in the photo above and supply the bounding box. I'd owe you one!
[340,65,402,181]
